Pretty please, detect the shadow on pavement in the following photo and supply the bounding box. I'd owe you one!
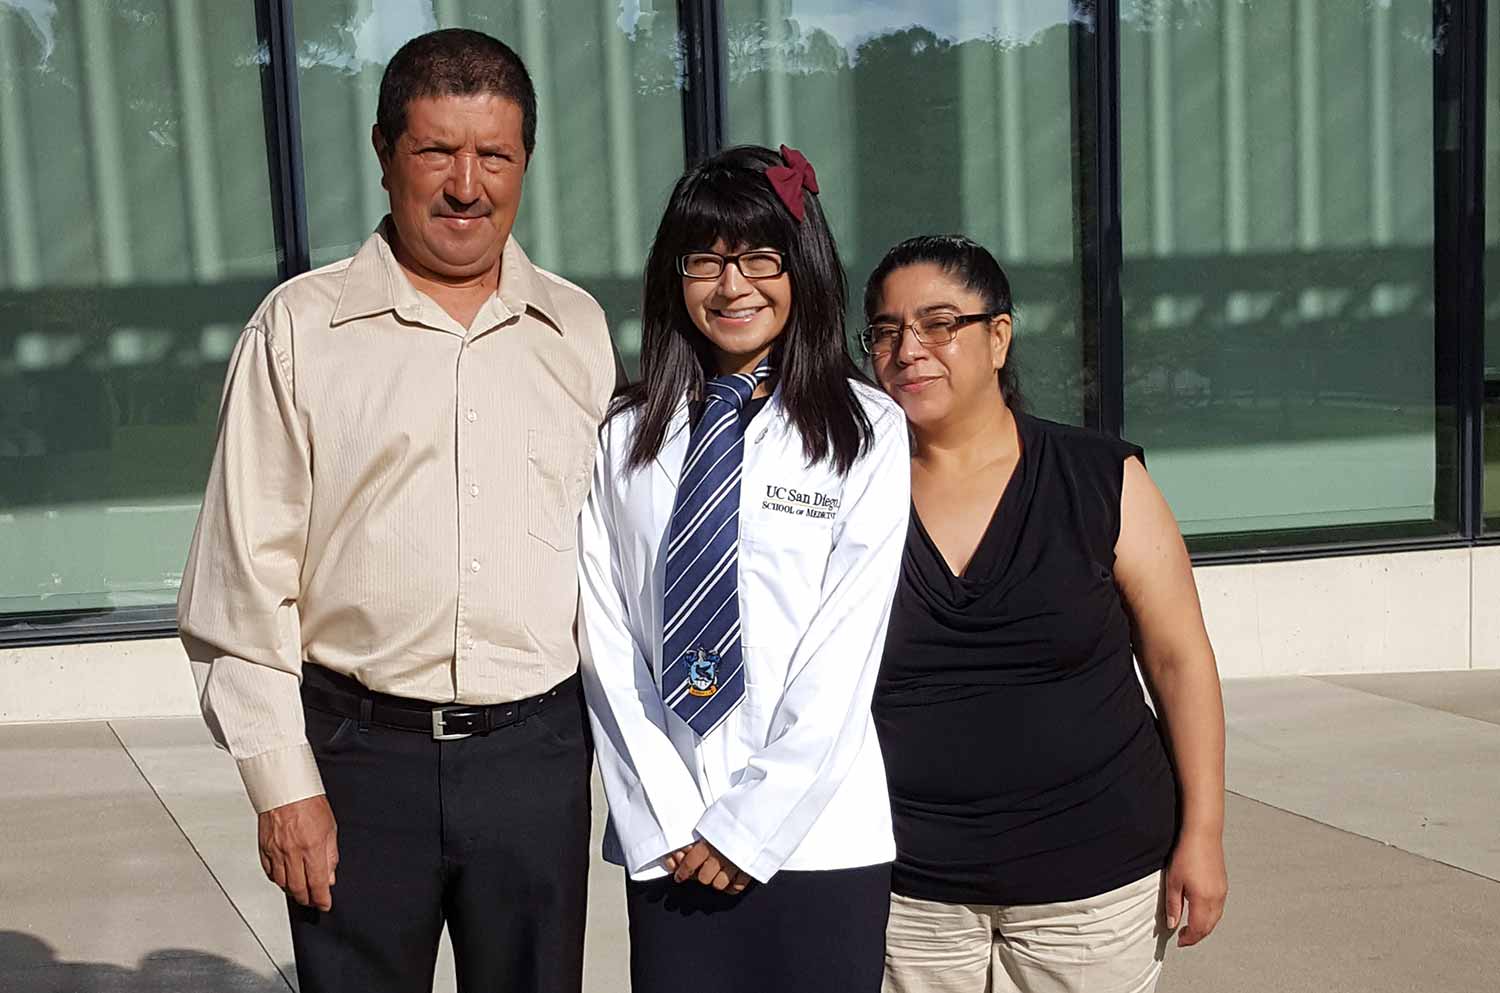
[0,932,289,993]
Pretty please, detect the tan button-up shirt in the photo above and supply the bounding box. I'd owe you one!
[178,223,616,812]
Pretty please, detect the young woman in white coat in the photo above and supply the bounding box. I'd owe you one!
[576,144,910,993]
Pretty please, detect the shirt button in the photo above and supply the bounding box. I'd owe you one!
[464,637,476,650]
[469,483,480,497]
[470,559,481,573]
[466,408,477,423]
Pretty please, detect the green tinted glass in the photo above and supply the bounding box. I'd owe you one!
[1485,9,1500,530]
[1120,0,1446,546]
[0,1,278,614]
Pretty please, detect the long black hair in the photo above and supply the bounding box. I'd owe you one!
[863,234,1025,412]
[615,145,872,475]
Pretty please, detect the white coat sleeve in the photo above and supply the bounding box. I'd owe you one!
[694,403,910,881]
[576,431,707,877]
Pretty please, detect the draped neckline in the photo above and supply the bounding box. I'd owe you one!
[908,412,1040,607]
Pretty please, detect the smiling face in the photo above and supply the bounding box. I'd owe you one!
[374,92,526,283]
[682,239,794,376]
[870,262,1011,430]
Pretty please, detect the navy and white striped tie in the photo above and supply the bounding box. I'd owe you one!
[660,361,772,737]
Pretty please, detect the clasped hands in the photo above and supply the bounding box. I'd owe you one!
[664,840,751,894]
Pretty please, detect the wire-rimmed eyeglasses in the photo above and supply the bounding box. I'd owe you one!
[859,312,1001,355]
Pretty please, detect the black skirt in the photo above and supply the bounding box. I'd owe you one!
[624,863,891,993]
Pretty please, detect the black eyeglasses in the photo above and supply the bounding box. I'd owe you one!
[677,250,786,280]
[859,312,1000,355]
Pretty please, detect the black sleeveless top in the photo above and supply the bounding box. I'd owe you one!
[873,413,1178,906]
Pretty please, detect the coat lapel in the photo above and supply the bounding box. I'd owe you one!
[653,404,691,489]
[652,386,781,499]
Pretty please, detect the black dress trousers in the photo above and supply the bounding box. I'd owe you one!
[288,674,592,993]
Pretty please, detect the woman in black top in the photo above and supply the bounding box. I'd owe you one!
[862,236,1227,993]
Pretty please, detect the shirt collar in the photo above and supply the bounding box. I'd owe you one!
[495,236,564,335]
[331,219,564,335]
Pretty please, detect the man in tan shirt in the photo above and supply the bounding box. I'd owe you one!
[177,29,615,993]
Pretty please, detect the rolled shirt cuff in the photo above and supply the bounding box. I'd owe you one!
[623,827,698,881]
[236,743,325,813]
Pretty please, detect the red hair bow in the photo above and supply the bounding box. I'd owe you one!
[767,144,819,222]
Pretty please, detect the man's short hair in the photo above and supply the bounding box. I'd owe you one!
[376,28,537,158]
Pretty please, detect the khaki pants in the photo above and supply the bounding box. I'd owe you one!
[883,871,1169,993]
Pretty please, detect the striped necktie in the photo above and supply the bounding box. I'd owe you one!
[660,360,772,737]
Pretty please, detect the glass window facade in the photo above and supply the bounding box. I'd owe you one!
[1120,0,1445,547]
[723,0,1086,424]
[0,1,279,615]
[1,1,1495,637]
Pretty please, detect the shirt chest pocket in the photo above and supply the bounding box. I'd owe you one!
[738,511,836,653]
[527,429,594,552]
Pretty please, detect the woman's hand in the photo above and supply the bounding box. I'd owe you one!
[1164,829,1227,947]
[665,840,751,893]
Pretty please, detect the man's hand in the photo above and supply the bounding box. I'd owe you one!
[668,840,751,894]
[1165,829,1228,947]
[258,795,339,911]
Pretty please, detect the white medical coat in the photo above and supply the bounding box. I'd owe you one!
[577,381,909,882]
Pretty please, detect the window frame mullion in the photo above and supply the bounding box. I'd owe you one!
[254,0,311,280]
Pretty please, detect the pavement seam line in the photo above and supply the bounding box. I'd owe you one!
[1303,674,1500,731]
[106,720,296,993]
[1226,789,1500,886]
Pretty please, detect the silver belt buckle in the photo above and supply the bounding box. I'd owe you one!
[431,706,474,741]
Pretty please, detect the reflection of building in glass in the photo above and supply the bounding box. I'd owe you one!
[0,0,277,614]
[1121,0,1439,537]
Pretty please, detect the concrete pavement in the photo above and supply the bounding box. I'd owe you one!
[2,670,1497,992]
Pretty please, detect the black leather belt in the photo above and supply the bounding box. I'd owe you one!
[300,665,579,741]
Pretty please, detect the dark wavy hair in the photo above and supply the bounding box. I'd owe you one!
[615,145,872,474]
[377,29,536,158]
[863,234,1024,412]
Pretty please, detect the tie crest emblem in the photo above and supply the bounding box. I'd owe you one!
[684,647,721,697]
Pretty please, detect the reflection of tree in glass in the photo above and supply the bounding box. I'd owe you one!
[624,6,689,97]
[726,13,847,81]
